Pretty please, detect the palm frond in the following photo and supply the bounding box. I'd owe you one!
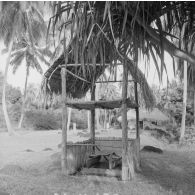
[10,51,25,74]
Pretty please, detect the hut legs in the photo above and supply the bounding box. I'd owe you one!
[122,61,135,181]
[61,67,68,175]
[90,84,96,153]
[134,82,141,169]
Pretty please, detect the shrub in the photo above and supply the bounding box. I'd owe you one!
[24,109,60,130]
[71,109,88,129]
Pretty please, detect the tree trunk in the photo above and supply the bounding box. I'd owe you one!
[67,107,72,131]
[104,110,107,129]
[2,38,14,135]
[18,66,29,128]
[108,111,111,128]
[180,61,187,143]
[88,111,90,131]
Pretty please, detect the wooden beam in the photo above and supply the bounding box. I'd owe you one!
[61,67,68,175]
[66,98,138,110]
[122,61,129,180]
[134,81,141,168]
[95,79,135,83]
[91,83,96,153]
[122,61,134,181]
[60,63,122,67]
[134,82,140,139]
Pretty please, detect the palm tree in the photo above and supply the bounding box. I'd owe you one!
[187,66,195,125]
[10,38,51,128]
[0,2,46,134]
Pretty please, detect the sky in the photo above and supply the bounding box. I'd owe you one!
[0,42,175,93]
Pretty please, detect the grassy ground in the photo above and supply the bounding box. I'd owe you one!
[0,130,194,195]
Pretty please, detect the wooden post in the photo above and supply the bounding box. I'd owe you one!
[134,81,141,169]
[95,83,101,129]
[61,67,68,175]
[122,61,134,181]
[91,84,96,153]
[180,60,187,143]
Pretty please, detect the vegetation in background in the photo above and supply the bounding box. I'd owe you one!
[10,37,51,128]
[0,2,46,135]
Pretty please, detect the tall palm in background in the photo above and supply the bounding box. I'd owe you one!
[175,12,195,141]
[187,66,195,125]
[10,37,51,128]
[0,2,46,134]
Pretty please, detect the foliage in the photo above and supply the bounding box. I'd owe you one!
[10,37,51,75]
[22,108,88,130]
[154,80,194,127]
[48,2,195,82]
[0,72,22,105]
[0,72,22,129]
[0,2,46,47]
[24,109,60,130]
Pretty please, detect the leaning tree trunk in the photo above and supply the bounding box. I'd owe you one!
[2,38,14,135]
[180,61,188,143]
[18,65,29,129]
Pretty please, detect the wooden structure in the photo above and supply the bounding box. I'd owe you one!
[59,63,140,180]
[41,46,153,180]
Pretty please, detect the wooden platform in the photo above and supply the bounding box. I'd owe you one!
[89,151,122,169]
[66,98,138,110]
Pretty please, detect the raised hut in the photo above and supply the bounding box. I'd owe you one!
[42,1,164,181]
[42,43,155,180]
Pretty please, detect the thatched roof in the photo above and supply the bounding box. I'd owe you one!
[118,108,169,122]
[43,53,107,99]
[43,1,195,109]
[43,49,156,108]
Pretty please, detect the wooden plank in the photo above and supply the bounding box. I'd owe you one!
[134,82,140,167]
[121,61,134,181]
[61,67,68,175]
[66,99,138,110]
[85,155,101,168]
[122,61,129,180]
[96,79,135,83]
[91,84,96,153]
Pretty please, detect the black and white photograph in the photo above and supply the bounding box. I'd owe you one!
[0,1,195,194]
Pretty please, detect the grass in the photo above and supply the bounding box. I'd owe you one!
[0,130,192,195]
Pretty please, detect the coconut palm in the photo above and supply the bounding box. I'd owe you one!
[10,37,51,128]
[174,11,195,141]
[187,66,195,125]
[0,2,46,134]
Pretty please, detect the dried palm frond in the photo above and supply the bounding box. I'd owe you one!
[43,1,195,108]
